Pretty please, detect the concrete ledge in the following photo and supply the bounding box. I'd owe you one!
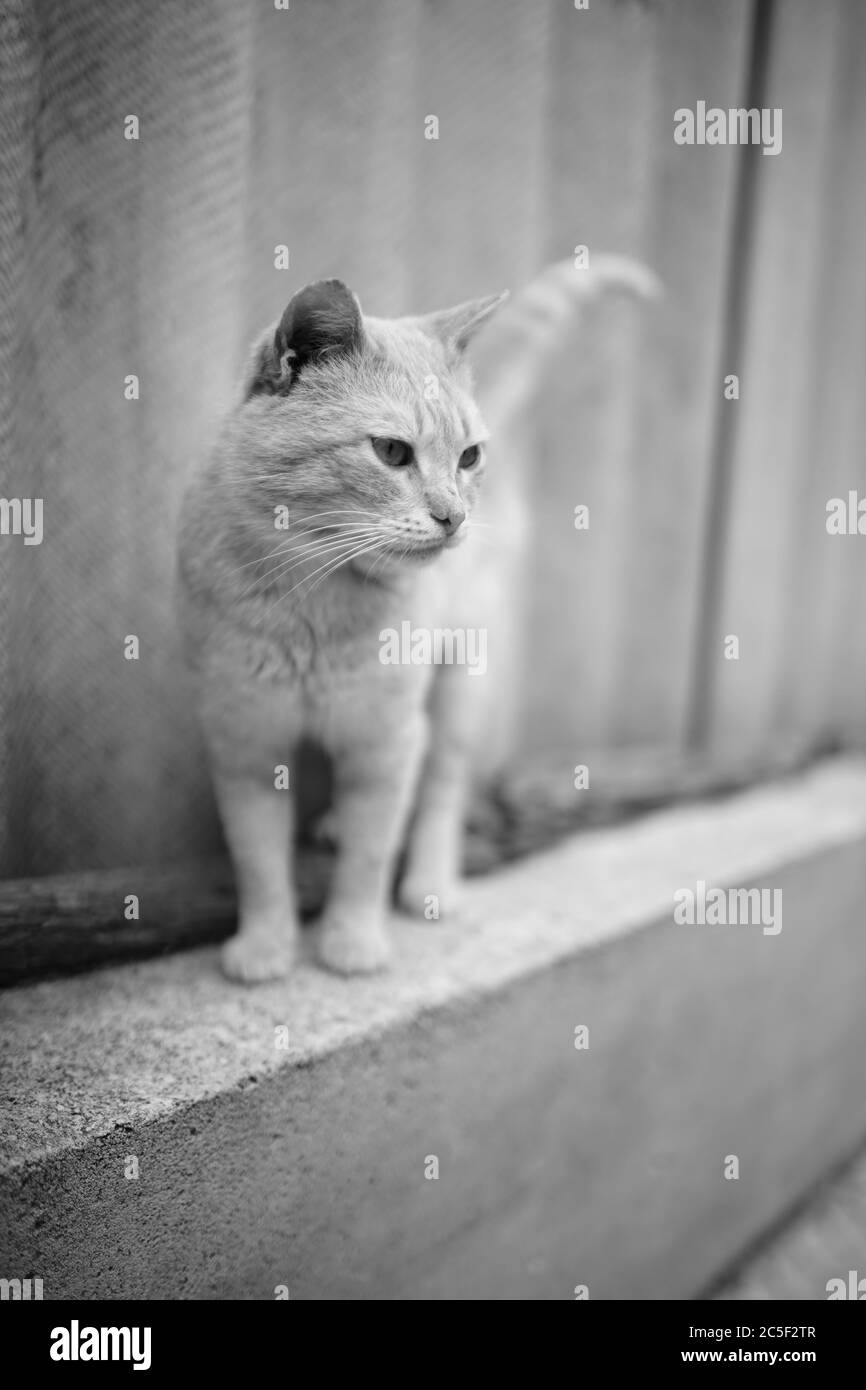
[0,738,823,989]
[2,757,866,1298]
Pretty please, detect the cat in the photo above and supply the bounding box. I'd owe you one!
[177,257,655,982]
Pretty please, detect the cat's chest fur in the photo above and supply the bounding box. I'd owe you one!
[184,549,450,742]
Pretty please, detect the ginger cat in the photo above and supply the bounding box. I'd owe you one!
[178,258,653,981]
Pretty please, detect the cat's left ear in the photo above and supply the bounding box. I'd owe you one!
[422,290,509,354]
[274,279,364,377]
[245,279,364,396]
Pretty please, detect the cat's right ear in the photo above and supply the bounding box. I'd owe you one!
[245,279,364,398]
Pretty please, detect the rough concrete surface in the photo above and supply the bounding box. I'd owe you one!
[2,758,866,1298]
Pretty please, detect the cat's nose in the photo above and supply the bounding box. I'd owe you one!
[430,504,466,534]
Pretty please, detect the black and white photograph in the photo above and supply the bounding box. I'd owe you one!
[1,0,866,1338]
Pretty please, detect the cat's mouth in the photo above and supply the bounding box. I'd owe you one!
[399,535,463,563]
[347,530,466,572]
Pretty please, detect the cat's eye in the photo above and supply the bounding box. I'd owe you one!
[459,444,482,470]
[371,437,413,467]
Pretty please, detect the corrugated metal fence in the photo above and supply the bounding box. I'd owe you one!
[1,0,865,877]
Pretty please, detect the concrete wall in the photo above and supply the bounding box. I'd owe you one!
[2,759,866,1299]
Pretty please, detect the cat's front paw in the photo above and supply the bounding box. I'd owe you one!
[317,915,391,975]
[221,928,296,984]
[397,872,461,922]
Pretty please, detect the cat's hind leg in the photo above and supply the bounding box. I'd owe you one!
[397,665,486,921]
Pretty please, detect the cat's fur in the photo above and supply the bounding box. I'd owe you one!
[178,257,655,981]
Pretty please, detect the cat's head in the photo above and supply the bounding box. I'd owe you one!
[237,278,507,571]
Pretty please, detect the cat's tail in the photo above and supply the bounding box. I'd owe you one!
[470,254,661,430]
[462,256,660,784]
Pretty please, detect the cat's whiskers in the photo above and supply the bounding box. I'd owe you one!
[238,528,387,597]
[257,542,365,613]
[261,522,398,587]
[233,509,488,597]
[253,533,386,585]
[224,509,394,570]
[228,522,386,582]
[271,519,403,565]
[303,537,393,602]
[289,509,393,524]
[261,533,393,616]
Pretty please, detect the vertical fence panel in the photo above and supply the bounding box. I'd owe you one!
[2,0,255,874]
[792,1,866,748]
[520,0,755,765]
[244,0,423,337]
[706,0,865,755]
[0,0,37,872]
[406,0,553,311]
